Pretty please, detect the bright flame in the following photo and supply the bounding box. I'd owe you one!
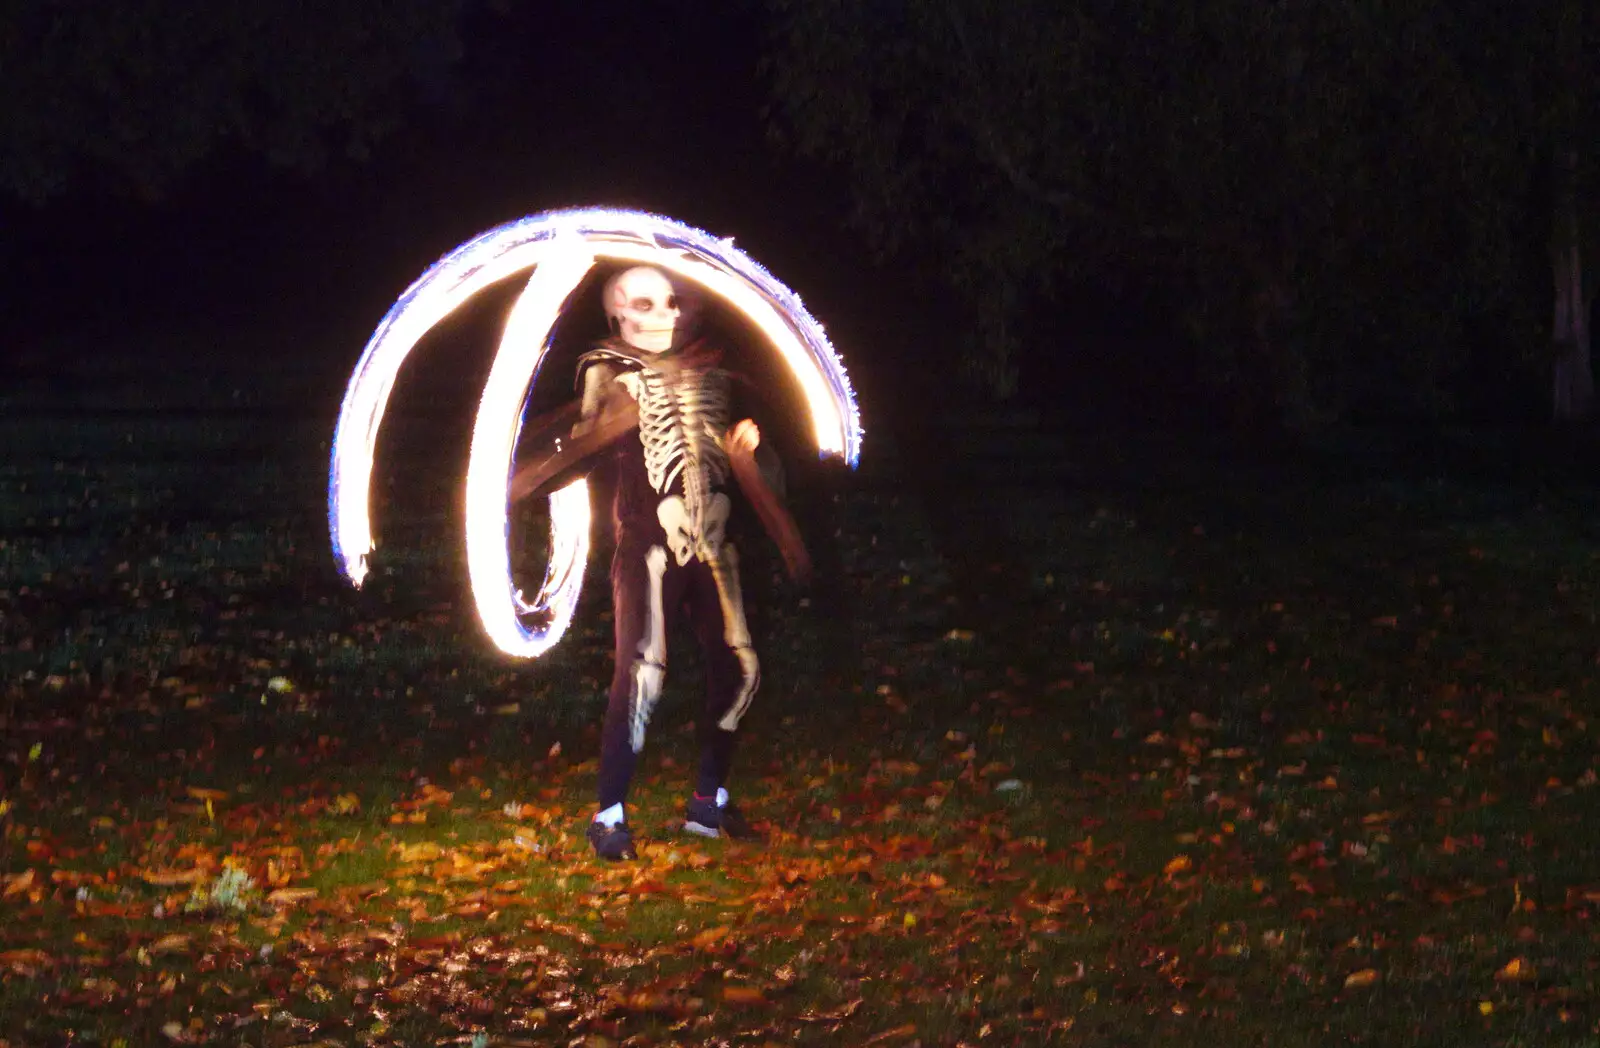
[329,207,861,657]
[464,238,595,655]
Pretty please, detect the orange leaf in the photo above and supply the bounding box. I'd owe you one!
[0,948,54,972]
[1495,957,1534,982]
[626,877,669,895]
[613,989,686,1014]
[690,925,730,950]
[266,887,319,907]
[1343,969,1380,989]
[722,985,766,1004]
[1163,855,1193,876]
[799,997,865,1023]
[418,784,454,806]
[2,869,36,897]
[140,868,208,886]
[864,1024,919,1044]
[149,933,192,955]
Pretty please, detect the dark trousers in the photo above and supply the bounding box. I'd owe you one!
[596,537,750,810]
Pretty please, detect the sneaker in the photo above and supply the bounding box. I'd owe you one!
[586,818,637,861]
[684,793,762,841]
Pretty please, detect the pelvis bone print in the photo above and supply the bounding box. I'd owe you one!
[657,491,731,566]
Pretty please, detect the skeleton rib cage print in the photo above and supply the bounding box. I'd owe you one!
[622,363,733,566]
[628,366,731,499]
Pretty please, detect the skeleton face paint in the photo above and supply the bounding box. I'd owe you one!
[605,266,680,353]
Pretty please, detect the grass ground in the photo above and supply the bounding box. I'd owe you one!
[3,376,1600,1046]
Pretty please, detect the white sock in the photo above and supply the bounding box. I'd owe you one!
[594,802,624,828]
[715,787,729,808]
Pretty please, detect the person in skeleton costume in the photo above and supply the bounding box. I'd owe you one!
[528,265,809,861]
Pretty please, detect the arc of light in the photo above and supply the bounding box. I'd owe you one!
[329,224,575,588]
[329,206,862,658]
[464,236,596,657]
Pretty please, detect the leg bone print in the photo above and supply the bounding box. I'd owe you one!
[709,544,760,730]
[629,546,670,752]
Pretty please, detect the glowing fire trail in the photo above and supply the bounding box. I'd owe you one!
[329,207,861,657]
[465,235,596,656]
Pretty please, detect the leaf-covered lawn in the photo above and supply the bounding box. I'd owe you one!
[3,403,1600,1046]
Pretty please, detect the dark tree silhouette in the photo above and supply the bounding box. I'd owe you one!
[1543,0,1599,420]
[765,0,1597,426]
[0,1,466,201]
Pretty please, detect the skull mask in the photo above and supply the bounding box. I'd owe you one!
[604,266,680,353]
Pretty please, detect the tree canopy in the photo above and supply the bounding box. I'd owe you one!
[0,1,465,201]
[766,0,1597,425]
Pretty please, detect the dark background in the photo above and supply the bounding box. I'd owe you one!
[0,2,1196,446]
[1,1,1595,449]
[1,6,865,403]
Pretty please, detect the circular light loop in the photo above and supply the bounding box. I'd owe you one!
[329,207,861,657]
